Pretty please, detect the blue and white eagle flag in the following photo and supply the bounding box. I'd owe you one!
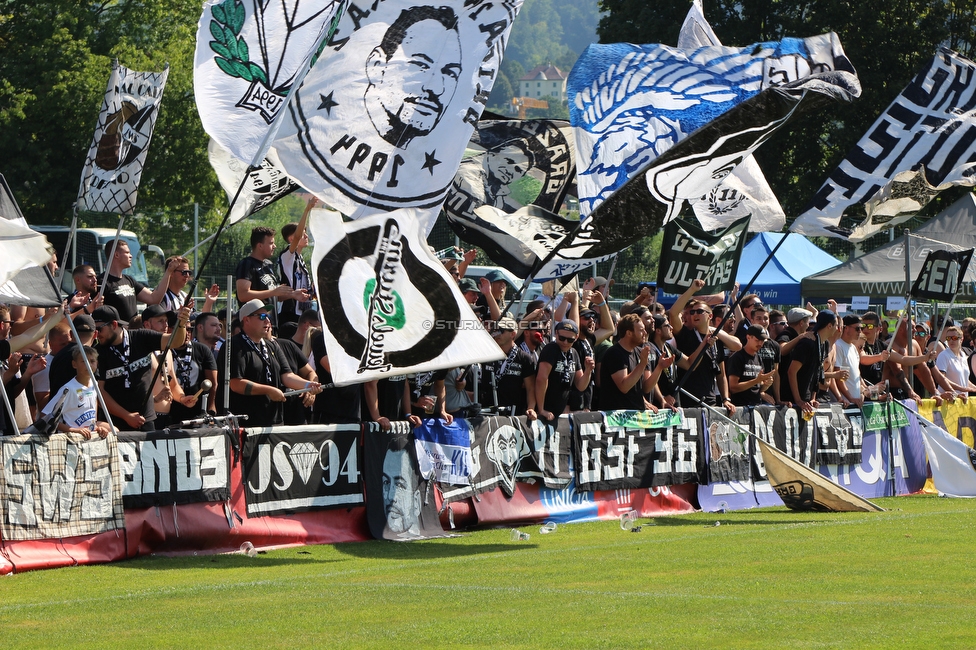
[546,33,859,267]
[570,34,850,219]
[791,49,976,241]
[677,0,786,233]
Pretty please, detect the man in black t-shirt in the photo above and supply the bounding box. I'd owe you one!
[600,314,655,411]
[535,320,593,421]
[668,279,741,411]
[101,240,174,322]
[789,310,836,415]
[168,336,218,424]
[308,330,364,425]
[235,227,308,327]
[777,307,813,405]
[364,375,419,429]
[408,368,453,422]
[217,300,321,427]
[92,304,190,431]
[481,317,537,416]
[859,311,886,386]
[727,325,776,407]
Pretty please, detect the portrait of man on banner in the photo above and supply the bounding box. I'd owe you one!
[364,6,462,149]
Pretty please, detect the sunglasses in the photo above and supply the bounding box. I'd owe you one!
[557,335,576,343]
[914,328,928,335]
[862,323,877,330]
[178,270,193,277]
[689,309,708,315]
[947,335,962,341]
[770,321,786,327]
[848,325,863,331]
[249,312,270,321]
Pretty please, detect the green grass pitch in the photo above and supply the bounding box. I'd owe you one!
[1,495,974,649]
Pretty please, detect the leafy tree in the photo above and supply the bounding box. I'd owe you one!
[0,1,224,231]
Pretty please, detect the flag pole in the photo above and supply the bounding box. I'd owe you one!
[672,231,791,407]
[95,215,126,305]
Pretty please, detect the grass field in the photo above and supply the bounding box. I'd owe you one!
[2,495,974,649]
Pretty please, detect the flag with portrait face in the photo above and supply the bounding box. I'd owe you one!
[273,1,523,219]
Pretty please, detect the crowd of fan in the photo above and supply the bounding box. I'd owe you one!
[2,224,976,437]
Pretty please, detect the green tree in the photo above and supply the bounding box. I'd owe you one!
[0,1,223,227]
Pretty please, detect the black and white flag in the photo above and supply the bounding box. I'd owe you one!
[444,119,578,278]
[439,415,572,502]
[571,410,705,491]
[309,207,502,386]
[814,405,864,466]
[677,0,786,233]
[0,174,60,308]
[706,409,752,483]
[242,425,363,517]
[364,427,448,541]
[77,62,169,214]
[274,1,523,219]
[792,49,976,240]
[656,215,749,295]
[117,428,233,509]
[208,139,299,224]
[910,248,974,301]
[554,35,859,265]
[194,0,348,165]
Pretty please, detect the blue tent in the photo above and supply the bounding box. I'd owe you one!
[736,233,841,306]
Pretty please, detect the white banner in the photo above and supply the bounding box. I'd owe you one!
[274,1,522,218]
[917,413,976,497]
[309,207,503,386]
[193,0,347,164]
[77,62,169,214]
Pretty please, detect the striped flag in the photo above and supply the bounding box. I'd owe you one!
[792,49,976,240]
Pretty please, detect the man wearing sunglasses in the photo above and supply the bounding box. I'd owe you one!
[92,304,191,431]
[218,299,322,427]
[535,320,593,422]
[668,279,741,411]
[834,314,890,407]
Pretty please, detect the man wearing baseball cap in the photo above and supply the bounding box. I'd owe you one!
[788,310,836,415]
[535,319,593,421]
[217,299,322,427]
[92,303,191,431]
[727,325,776,407]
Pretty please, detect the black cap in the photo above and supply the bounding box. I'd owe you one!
[142,304,166,321]
[555,319,579,335]
[74,314,96,333]
[746,324,769,340]
[91,305,125,327]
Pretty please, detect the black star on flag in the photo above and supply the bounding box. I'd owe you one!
[317,91,338,115]
[421,150,441,175]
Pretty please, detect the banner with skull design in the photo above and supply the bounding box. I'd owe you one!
[813,405,864,466]
[308,207,503,386]
[438,415,572,503]
[273,0,523,219]
[364,426,449,541]
[571,410,706,491]
[77,62,169,214]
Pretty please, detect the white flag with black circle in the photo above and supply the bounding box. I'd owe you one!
[309,207,503,386]
[274,0,523,218]
[77,62,169,214]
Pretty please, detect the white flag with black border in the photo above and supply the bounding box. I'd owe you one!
[917,412,976,498]
[309,207,503,386]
